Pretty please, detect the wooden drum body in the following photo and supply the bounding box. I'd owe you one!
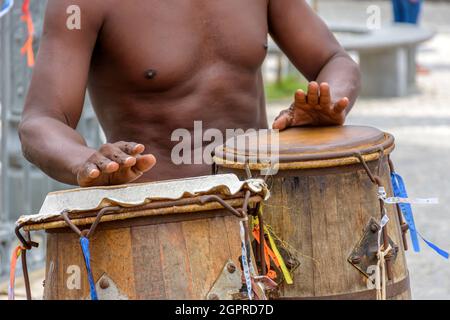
[17,175,264,300]
[214,126,411,300]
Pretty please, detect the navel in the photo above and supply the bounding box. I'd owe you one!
[144,69,157,80]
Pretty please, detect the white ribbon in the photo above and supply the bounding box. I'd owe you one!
[375,213,390,300]
[377,186,438,205]
[376,244,392,300]
[240,221,253,300]
[383,197,439,205]
[246,178,271,201]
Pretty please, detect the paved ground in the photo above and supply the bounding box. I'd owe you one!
[2,0,450,300]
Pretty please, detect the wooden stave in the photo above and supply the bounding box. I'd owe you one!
[42,208,244,300]
[216,157,411,300]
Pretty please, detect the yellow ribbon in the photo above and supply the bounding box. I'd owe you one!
[264,226,293,285]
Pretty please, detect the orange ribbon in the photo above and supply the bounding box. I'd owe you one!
[20,0,35,67]
[9,245,26,300]
[252,225,280,280]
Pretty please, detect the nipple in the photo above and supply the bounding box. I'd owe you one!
[144,69,157,80]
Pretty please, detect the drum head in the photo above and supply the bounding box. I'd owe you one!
[214,125,394,169]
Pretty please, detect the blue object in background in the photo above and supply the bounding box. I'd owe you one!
[392,0,423,24]
[0,0,14,19]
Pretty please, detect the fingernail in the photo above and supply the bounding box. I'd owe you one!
[126,157,136,164]
[135,144,145,152]
[89,169,98,177]
[108,162,119,170]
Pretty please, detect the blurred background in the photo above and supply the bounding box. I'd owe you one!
[1,0,449,299]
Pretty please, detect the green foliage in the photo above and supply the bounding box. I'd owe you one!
[265,75,308,102]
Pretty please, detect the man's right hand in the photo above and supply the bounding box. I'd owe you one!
[76,141,156,187]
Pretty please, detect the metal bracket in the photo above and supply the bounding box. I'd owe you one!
[348,217,399,279]
[206,260,242,300]
[85,273,128,300]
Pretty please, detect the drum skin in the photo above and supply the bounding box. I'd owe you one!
[214,126,411,300]
[43,209,242,300]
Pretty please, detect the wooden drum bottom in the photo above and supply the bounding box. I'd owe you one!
[43,211,241,300]
[220,160,412,300]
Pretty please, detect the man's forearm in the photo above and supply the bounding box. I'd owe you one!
[316,51,361,114]
[18,116,96,185]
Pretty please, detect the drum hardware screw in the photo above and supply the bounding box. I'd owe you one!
[42,280,45,287]
[351,256,361,264]
[99,278,110,290]
[370,224,379,233]
[401,223,409,232]
[227,263,236,274]
[208,293,219,300]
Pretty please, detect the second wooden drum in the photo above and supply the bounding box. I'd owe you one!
[213,125,411,300]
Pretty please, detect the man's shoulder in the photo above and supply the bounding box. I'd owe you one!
[45,0,110,31]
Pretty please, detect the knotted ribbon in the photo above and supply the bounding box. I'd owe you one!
[8,245,25,300]
[374,213,390,300]
[20,0,35,67]
[239,220,253,300]
[375,244,392,300]
[80,237,98,300]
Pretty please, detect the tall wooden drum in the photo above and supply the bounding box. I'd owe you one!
[213,125,411,300]
[16,174,266,300]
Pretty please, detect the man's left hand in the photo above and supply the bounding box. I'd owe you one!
[272,81,349,130]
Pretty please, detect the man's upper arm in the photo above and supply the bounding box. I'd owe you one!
[22,0,105,128]
[268,0,344,80]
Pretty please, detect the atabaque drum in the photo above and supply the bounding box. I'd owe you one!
[16,174,267,300]
[213,125,411,300]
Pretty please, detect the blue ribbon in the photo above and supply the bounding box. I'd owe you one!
[0,0,14,18]
[391,172,448,259]
[419,233,449,259]
[391,172,420,252]
[80,237,98,300]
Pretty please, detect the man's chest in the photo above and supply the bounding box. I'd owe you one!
[90,0,269,92]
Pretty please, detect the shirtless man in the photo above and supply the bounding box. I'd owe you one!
[19,0,361,187]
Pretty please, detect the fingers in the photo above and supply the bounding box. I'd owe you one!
[99,143,136,167]
[294,89,307,105]
[115,141,145,155]
[272,110,292,130]
[292,89,314,114]
[77,141,156,187]
[77,153,119,185]
[135,154,157,173]
[319,83,331,108]
[114,141,155,172]
[92,152,120,172]
[333,97,349,114]
[77,162,100,187]
[307,81,319,106]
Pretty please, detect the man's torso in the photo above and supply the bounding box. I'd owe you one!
[87,0,270,181]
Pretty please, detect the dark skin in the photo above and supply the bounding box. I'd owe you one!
[19,0,360,187]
